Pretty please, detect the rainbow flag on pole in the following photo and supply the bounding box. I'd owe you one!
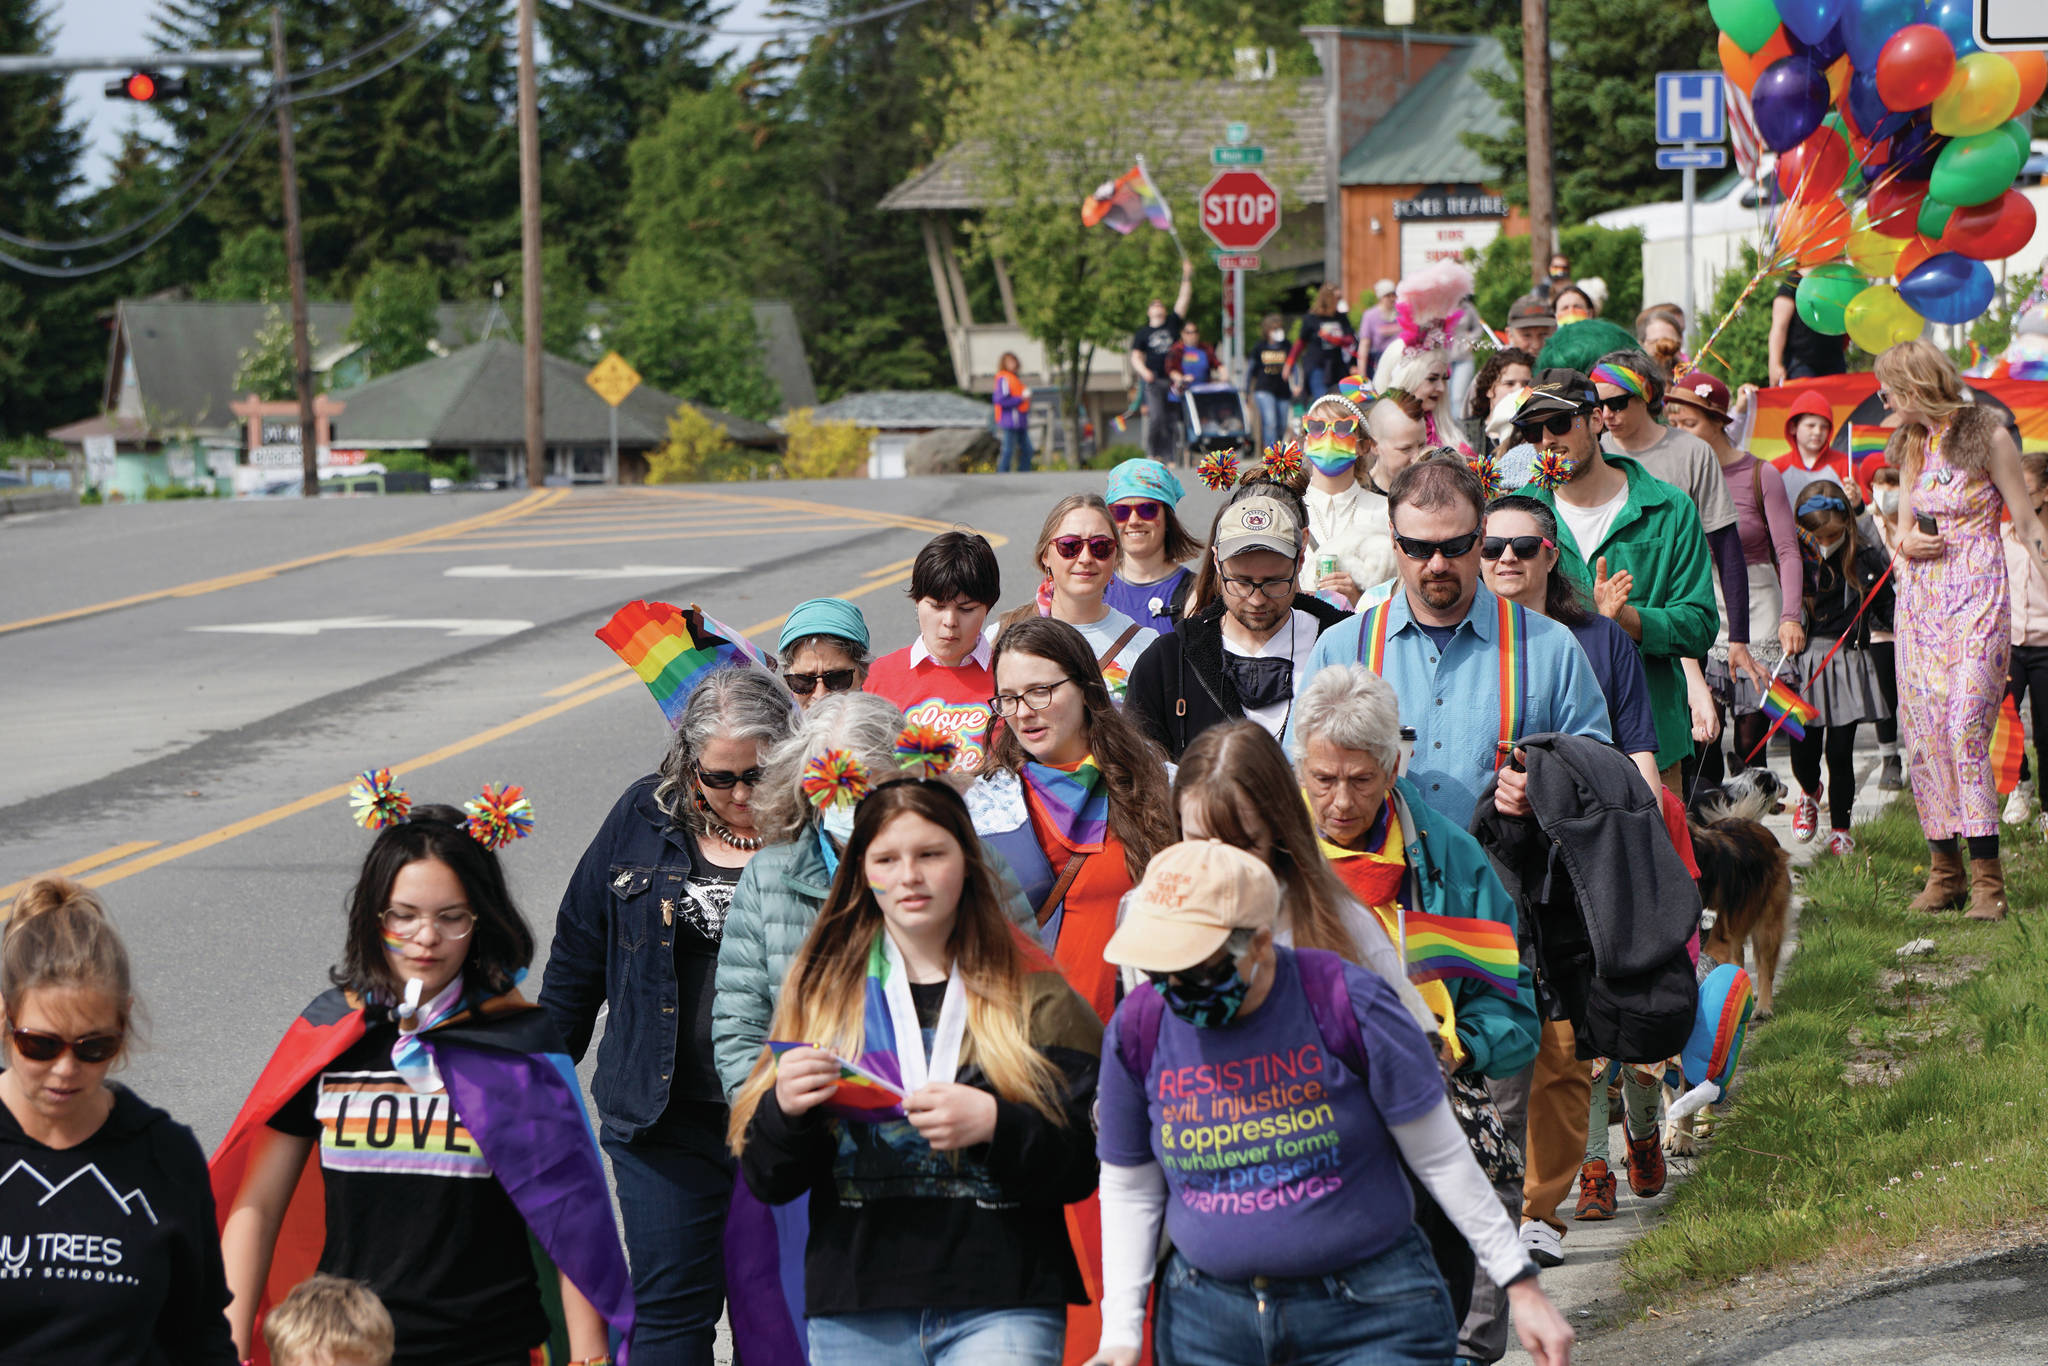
[1847,424,1890,464]
[1761,677,1820,741]
[596,599,772,726]
[1081,160,1175,235]
[1992,693,2027,796]
[1402,909,1521,998]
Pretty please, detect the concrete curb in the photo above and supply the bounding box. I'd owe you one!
[0,488,80,516]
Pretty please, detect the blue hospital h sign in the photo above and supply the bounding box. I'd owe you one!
[1656,71,1725,145]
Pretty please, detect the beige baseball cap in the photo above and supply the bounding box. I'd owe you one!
[1213,494,1301,562]
[1103,840,1279,974]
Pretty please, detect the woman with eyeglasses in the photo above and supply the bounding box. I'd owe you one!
[1480,495,1663,796]
[221,793,630,1364]
[777,599,870,710]
[1102,458,1204,636]
[539,666,798,1365]
[729,778,1103,1366]
[995,495,1161,705]
[1,878,236,1361]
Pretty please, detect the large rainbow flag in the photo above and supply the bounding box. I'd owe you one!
[596,599,773,725]
[1742,375,2048,463]
[1992,693,2027,797]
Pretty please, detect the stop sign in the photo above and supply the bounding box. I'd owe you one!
[1199,169,1281,252]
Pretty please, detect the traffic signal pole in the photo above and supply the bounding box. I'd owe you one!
[271,8,320,498]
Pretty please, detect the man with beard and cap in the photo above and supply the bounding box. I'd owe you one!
[1289,458,1610,829]
[1512,373,1718,792]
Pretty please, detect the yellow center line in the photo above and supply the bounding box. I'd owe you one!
[0,490,566,637]
[0,841,160,903]
[381,523,872,554]
[65,565,923,891]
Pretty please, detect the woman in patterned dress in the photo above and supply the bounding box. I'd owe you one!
[1885,341,2048,920]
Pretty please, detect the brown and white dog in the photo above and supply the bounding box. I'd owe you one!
[1687,768,1792,1021]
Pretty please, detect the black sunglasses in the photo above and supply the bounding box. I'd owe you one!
[8,1024,123,1064]
[1052,535,1118,561]
[1594,392,1634,414]
[696,763,764,789]
[1392,530,1482,561]
[1512,412,1580,439]
[1143,951,1238,991]
[1481,534,1556,561]
[783,669,859,696]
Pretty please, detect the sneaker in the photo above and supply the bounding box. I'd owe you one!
[1879,755,1905,791]
[1575,1159,1617,1221]
[1520,1218,1564,1267]
[1827,829,1856,857]
[2003,780,2034,826]
[1626,1129,1668,1198]
[2037,811,2048,842]
[1792,793,1820,843]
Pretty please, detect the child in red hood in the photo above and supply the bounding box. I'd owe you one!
[1771,389,1857,510]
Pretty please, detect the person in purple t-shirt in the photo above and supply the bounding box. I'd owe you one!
[1083,841,1576,1366]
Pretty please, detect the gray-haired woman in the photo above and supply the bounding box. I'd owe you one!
[540,665,797,1366]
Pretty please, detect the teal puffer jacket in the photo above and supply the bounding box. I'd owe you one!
[711,828,1035,1099]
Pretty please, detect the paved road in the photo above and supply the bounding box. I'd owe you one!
[0,474,1234,1146]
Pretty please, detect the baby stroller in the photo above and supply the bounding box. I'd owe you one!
[1181,382,1252,464]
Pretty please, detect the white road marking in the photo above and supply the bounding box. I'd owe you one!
[442,564,723,581]
[192,617,533,637]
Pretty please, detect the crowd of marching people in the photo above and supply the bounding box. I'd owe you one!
[9,263,2046,1366]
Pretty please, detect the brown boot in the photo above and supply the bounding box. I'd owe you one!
[1968,858,2008,921]
[1910,845,1968,913]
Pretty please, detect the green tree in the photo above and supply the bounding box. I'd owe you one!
[198,226,288,301]
[608,253,778,421]
[1472,224,1645,327]
[498,243,598,361]
[234,302,314,401]
[1468,0,1719,223]
[941,2,1287,455]
[623,80,794,291]
[348,259,440,376]
[1692,245,1774,390]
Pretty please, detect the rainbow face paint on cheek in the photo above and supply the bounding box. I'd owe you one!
[869,883,889,901]
[381,925,408,954]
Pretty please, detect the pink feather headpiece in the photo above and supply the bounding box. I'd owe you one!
[1396,260,1474,351]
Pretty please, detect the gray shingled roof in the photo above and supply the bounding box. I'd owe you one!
[331,340,782,448]
[1337,39,1512,186]
[880,78,1327,212]
[108,297,817,432]
[807,390,991,429]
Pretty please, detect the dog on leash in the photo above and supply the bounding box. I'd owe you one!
[1686,768,1792,1021]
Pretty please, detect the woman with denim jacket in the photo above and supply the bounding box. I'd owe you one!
[539,667,797,1366]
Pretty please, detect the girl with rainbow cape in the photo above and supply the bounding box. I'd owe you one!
[213,776,633,1365]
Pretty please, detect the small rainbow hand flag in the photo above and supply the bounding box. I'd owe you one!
[1847,424,1890,465]
[1992,693,2027,796]
[1402,909,1520,998]
[1761,677,1819,742]
[767,1042,908,1120]
[596,600,772,726]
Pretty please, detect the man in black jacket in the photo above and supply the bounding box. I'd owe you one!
[1126,493,1351,759]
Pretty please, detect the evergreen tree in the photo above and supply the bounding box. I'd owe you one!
[348,258,440,374]
[0,0,93,437]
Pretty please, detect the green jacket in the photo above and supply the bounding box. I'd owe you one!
[710,828,1035,1099]
[1391,776,1540,1079]
[1526,454,1717,770]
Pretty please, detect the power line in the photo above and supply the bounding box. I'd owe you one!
[556,0,934,40]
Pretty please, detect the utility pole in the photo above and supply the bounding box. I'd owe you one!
[517,0,544,490]
[271,8,319,498]
[1522,0,1556,292]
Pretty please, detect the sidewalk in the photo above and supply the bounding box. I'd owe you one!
[1498,743,1897,1364]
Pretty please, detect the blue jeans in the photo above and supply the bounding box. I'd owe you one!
[808,1305,1066,1365]
[1154,1226,1456,1366]
[601,1104,735,1366]
[1254,390,1287,446]
[998,425,1035,472]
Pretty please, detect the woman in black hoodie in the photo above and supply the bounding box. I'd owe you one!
[0,877,235,1363]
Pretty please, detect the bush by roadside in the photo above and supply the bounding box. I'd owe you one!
[1623,798,2048,1302]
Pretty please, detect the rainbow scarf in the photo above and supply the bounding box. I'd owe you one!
[1360,594,1525,764]
[1590,362,1650,401]
[1760,677,1819,741]
[794,932,967,1122]
[1992,693,2027,796]
[1021,755,1110,851]
[596,599,773,726]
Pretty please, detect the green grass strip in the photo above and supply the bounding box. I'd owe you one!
[1622,798,2048,1298]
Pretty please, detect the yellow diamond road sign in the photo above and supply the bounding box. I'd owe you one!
[586,351,642,407]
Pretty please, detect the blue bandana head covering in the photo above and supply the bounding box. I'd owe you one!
[1105,457,1186,508]
[778,597,871,654]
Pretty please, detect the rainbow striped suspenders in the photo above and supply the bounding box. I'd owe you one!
[1358,595,1527,766]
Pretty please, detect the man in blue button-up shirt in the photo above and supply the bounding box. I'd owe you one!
[1290,459,1611,828]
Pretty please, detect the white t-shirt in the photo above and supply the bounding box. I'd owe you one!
[1299,481,1398,594]
[1222,608,1319,738]
[1068,608,1160,704]
[1558,486,1629,558]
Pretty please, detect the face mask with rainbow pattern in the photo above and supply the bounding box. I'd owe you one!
[1304,433,1359,475]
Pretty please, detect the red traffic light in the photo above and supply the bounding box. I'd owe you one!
[125,72,156,100]
[103,70,186,102]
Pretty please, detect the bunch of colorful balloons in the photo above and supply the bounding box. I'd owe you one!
[1715,0,2045,347]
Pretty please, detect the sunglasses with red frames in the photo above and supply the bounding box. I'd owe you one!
[8,1023,123,1064]
[1480,534,1556,561]
[1052,535,1118,560]
[1111,501,1162,523]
